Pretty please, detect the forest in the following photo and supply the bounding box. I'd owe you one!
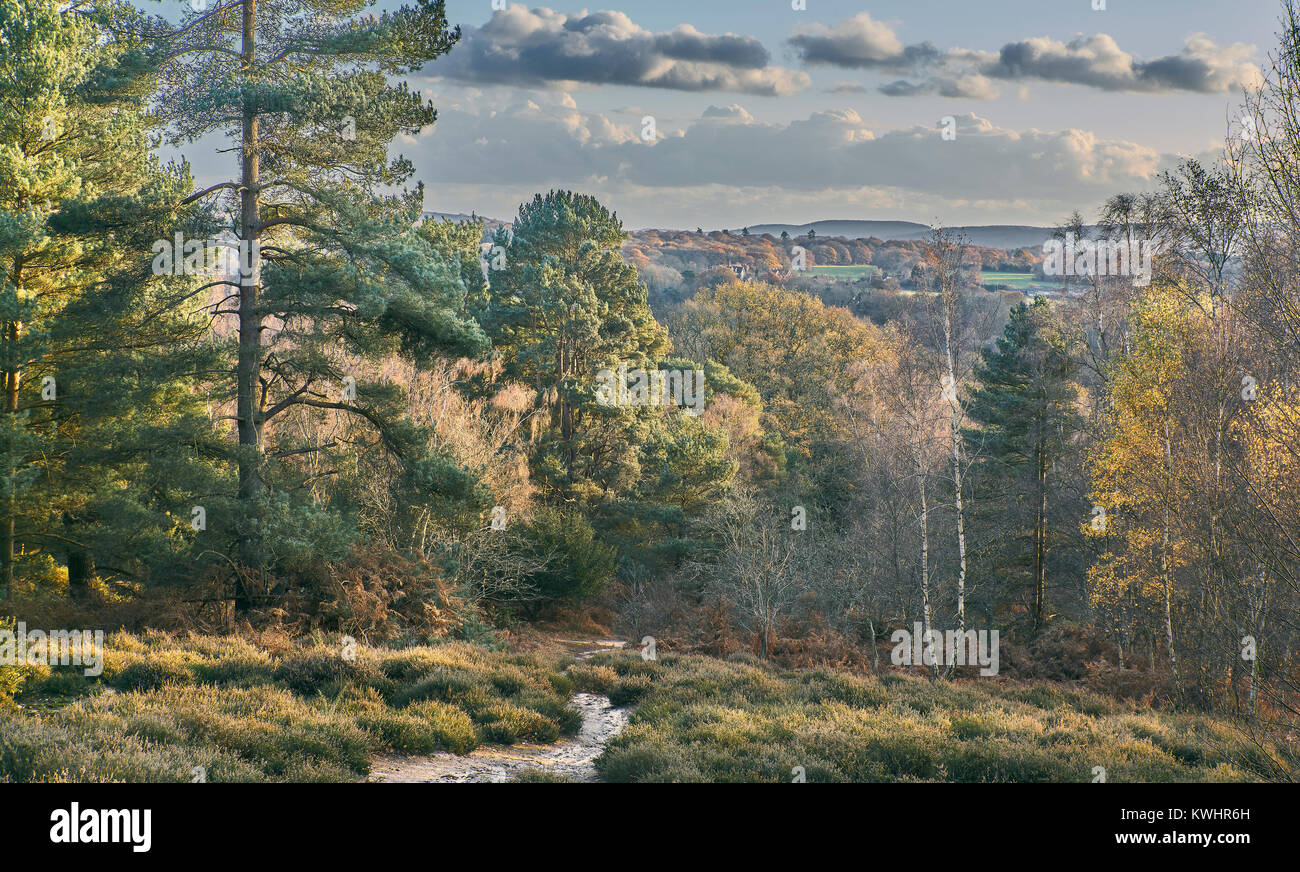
[0,0,1297,784]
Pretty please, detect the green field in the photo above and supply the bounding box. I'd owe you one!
[982,271,1058,289]
[809,264,879,278]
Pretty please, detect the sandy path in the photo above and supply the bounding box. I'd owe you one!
[369,639,629,783]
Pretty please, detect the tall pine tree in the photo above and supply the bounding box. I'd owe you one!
[0,0,221,600]
[150,0,487,601]
[964,298,1083,631]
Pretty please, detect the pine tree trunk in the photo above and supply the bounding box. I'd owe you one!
[235,0,264,606]
[67,548,94,599]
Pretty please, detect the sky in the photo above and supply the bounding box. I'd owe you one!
[182,0,1284,230]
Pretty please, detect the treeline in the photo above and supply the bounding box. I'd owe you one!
[624,228,1040,291]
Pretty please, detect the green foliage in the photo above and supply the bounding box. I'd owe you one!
[0,0,225,597]
[0,617,31,704]
[152,0,488,585]
[523,508,616,604]
[964,298,1085,627]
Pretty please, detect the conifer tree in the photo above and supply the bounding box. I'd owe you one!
[150,0,487,595]
[0,0,221,599]
[964,298,1082,631]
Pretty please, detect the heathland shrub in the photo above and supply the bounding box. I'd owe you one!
[2,633,585,782]
[566,663,618,693]
[272,648,379,695]
[111,659,193,692]
[592,651,1282,783]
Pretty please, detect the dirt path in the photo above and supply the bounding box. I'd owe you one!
[369,639,629,783]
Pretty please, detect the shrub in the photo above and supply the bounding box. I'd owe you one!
[477,703,560,744]
[950,715,991,740]
[598,744,693,783]
[609,674,654,706]
[391,666,488,708]
[522,508,616,604]
[404,700,479,754]
[0,617,35,704]
[273,648,375,696]
[112,659,192,692]
[511,769,576,783]
[567,664,618,694]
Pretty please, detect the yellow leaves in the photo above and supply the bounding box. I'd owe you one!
[1235,383,1300,516]
[1087,281,1218,614]
[673,279,892,445]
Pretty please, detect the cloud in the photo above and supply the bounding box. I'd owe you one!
[786,14,1260,96]
[414,98,1166,210]
[982,33,1261,92]
[788,13,938,70]
[654,24,769,68]
[430,6,809,96]
[826,81,868,95]
[880,74,999,99]
[702,104,755,121]
[617,110,1160,201]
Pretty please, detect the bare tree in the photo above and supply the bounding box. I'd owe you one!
[695,489,801,659]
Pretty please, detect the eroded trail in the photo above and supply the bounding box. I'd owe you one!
[369,640,629,784]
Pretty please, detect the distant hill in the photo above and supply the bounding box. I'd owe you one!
[424,213,1084,252]
[743,220,1083,251]
[422,211,509,237]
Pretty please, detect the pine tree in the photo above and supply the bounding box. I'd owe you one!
[964,298,1082,631]
[481,191,669,506]
[151,0,487,599]
[482,192,735,587]
[0,0,221,599]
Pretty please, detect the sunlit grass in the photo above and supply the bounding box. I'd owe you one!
[0,632,578,782]
[592,654,1286,783]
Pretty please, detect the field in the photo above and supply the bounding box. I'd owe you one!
[2,632,1284,783]
[808,264,880,278]
[0,633,582,782]
[982,271,1059,289]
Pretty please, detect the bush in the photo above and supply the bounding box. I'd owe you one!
[273,649,374,696]
[522,508,615,604]
[567,664,618,694]
[33,669,94,698]
[357,697,478,755]
[477,703,560,744]
[609,674,654,706]
[0,617,34,705]
[511,769,577,783]
[405,700,479,754]
[598,744,695,783]
[112,659,192,692]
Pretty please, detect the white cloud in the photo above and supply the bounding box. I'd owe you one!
[430,6,810,96]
